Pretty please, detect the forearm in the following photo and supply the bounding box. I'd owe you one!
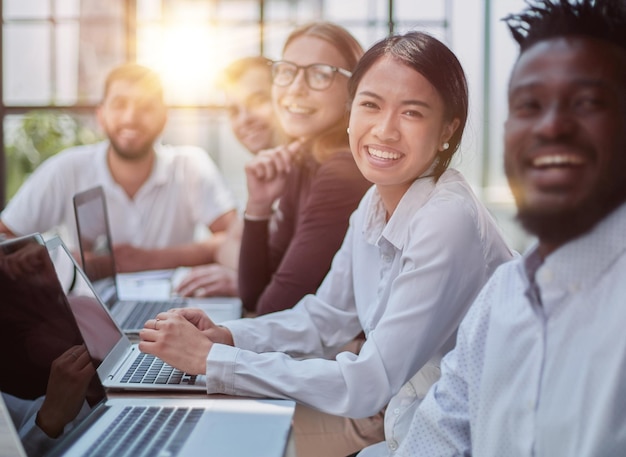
[206,340,392,418]
[253,225,345,315]
[0,219,17,238]
[120,239,224,272]
[157,240,220,268]
[214,219,243,270]
[238,220,273,311]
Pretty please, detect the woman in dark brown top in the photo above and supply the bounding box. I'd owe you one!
[238,22,371,316]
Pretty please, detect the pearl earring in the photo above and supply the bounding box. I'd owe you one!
[442,142,449,150]
[346,127,350,134]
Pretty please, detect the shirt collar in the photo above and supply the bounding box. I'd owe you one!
[100,140,169,188]
[96,141,115,185]
[149,142,170,186]
[522,201,626,301]
[363,169,444,248]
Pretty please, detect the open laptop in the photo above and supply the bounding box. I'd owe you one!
[73,185,241,332]
[46,234,210,392]
[0,236,295,457]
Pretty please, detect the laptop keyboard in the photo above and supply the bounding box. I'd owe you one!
[122,298,186,329]
[85,406,203,457]
[121,352,197,385]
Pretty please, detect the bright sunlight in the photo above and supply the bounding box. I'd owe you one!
[138,24,230,105]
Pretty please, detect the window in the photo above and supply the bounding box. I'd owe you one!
[1,0,451,205]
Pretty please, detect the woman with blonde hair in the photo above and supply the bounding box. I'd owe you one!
[238,22,372,316]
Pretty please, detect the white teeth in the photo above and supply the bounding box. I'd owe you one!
[368,147,401,160]
[285,104,313,114]
[119,128,140,137]
[532,155,585,167]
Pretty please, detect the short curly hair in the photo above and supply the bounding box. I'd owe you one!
[503,0,626,52]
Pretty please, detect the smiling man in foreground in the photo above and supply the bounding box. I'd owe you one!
[394,1,626,456]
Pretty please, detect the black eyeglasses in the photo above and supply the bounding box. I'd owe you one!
[270,60,352,91]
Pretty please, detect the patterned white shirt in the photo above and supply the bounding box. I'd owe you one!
[397,201,626,457]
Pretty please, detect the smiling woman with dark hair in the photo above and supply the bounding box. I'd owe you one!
[139,31,513,457]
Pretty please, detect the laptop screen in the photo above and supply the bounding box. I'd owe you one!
[46,236,125,368]
[73,186,117,293]
[0,234,106,454]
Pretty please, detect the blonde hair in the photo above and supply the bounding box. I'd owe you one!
[218,56,272,89]
[283,22,363,162]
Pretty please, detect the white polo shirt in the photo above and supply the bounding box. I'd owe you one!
[1,141,236,250]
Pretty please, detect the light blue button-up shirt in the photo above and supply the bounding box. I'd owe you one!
[397,201,626,457]
[207,169,513,450]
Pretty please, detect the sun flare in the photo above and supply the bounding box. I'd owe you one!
[139,24,230,105]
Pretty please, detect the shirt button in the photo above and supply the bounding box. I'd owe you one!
[393,408,401,415]
[538,268,553,283]
[388,440,398,451]
[569,283,580,293]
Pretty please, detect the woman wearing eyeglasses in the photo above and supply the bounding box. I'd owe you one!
[237,23,371,319]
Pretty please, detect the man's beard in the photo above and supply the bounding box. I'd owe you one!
[108,137,154,162]
[516,178,626,247]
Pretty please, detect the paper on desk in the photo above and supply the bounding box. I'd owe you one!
[116,268,192,300]
[116,270,173,300]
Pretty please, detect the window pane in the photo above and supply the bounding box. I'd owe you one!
[396,23,448,43]
[4,0,50,19]
[137,0,162,21]
[214,24,261,58]
[55,23,80,105]
[344,25,388,52]
[77,0,124,19]
[262,24,294,60]
[166,1,212,21]
[54,0,80,18]
[323,0,387,22]
[76,21,126,104]
[3,24,52,105]
[395,0,446,21]
[265,0,323,22]
[137,24,216,105]
[214,0,259,21]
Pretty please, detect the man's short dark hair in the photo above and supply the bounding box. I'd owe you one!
[503,0,626,52]
[103,63,164,101]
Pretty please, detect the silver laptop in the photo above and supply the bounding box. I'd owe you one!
[73,185,241,332]
[46,235,210,392]
[0,237,294,457]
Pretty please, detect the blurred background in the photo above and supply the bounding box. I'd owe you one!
[0,0,533,252]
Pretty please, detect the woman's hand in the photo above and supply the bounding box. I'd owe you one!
[139,309,234,375]
[244,140,302,217]
[175,264,238,297]
[36,345,94,438]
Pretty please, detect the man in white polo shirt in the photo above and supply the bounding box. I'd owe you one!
[0,63,237,273]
